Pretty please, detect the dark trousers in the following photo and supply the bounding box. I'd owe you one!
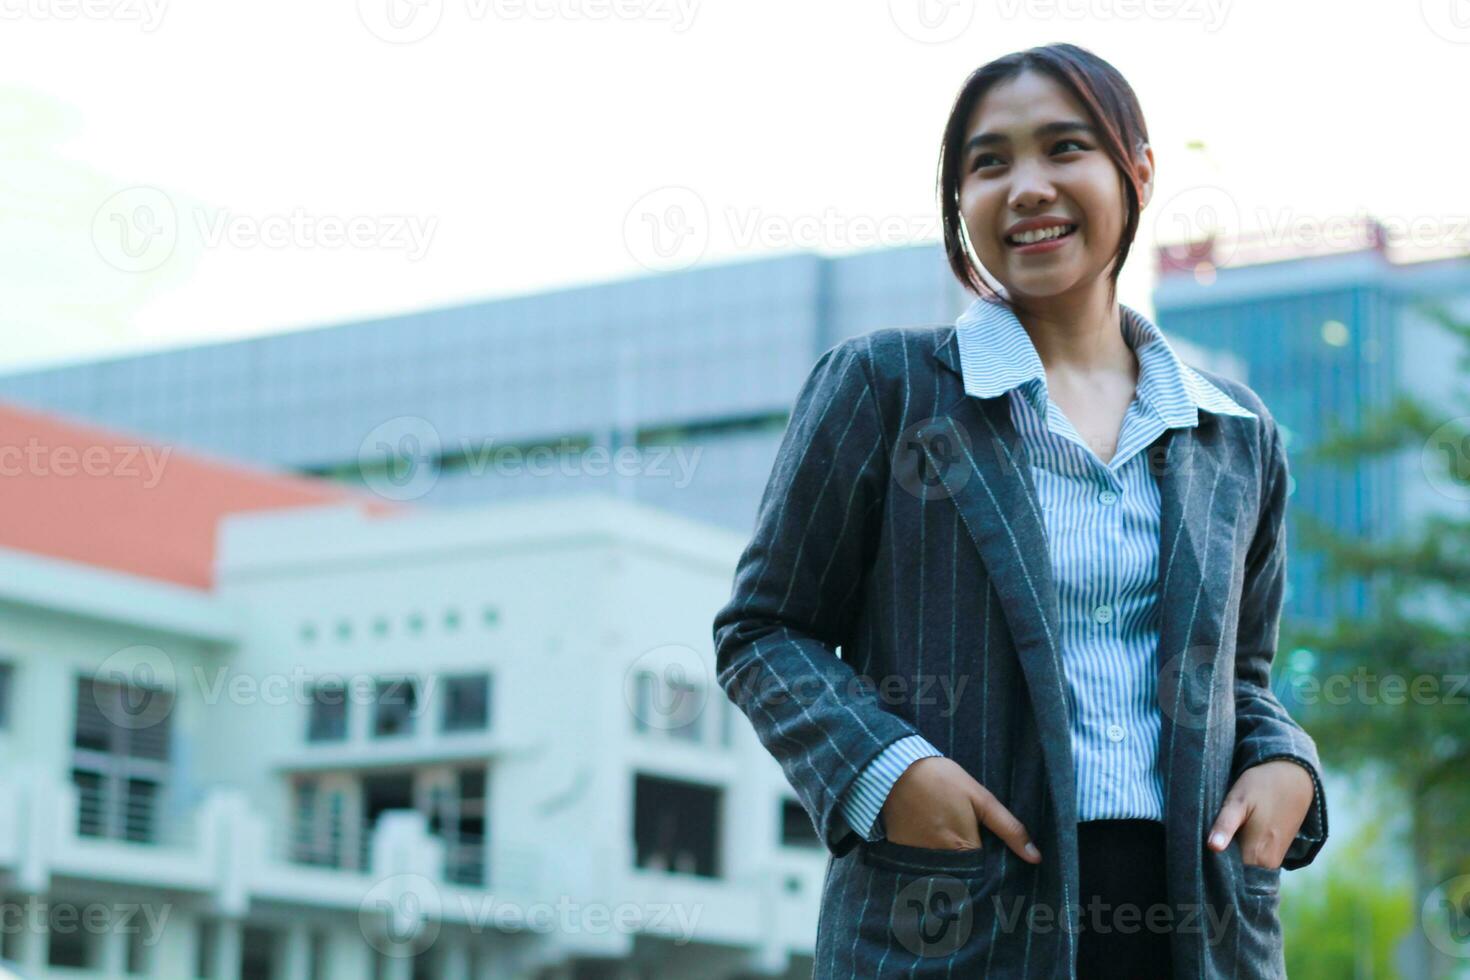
[1075,818,1175,980]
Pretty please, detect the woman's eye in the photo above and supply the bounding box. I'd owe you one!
[971,140,1087,173]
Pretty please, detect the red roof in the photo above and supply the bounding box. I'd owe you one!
[0,400,402,590]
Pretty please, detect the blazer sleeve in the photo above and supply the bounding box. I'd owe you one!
[1230,411,1329,869]
[712,337,925,857]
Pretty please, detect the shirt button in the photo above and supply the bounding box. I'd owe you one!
[1093,604,1113,624]
[1098,489,1117,505]
[1107,724,1125,742]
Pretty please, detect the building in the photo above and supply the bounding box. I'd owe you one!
[0,244,1245,540]
[1153,220,1470,627]
[0,404,821,979]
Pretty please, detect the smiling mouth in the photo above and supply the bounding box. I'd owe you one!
[1004,224,1079,247]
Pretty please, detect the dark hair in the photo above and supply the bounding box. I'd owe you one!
[937,43,1150,304]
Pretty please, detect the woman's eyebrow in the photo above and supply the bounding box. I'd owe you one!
[965,120,1096,153]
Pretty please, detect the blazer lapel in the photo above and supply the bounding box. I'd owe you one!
[926,325,1234,845]
[924,330,1077,831]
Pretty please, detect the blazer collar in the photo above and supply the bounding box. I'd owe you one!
[941,296,1257,426]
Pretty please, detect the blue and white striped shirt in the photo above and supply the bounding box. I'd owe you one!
[839,297,1257,840]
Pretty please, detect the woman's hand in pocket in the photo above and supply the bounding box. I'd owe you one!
[879,756,1042,864]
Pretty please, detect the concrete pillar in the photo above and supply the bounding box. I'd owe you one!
[440,935,470,980]
[98,918,128,974]
[212,917,243,980]
[281,922,312,980]
[11,895,49,975]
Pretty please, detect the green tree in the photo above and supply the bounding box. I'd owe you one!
[1281,300,1470,978]
[1281,801,1413,979]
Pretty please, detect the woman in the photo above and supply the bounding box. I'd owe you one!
[712,43,1327,979]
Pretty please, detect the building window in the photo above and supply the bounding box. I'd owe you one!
[72,676,172,843]
[631,669,702,741]
[195,920,216,978]
[0,662,12,729]
[780,799,820,849]
[373,678,418,737]
[306,683,348,743]
[47,902,95,967]
[240,926,276,980]
[633,774,721,878]
[290,779,347,868]
[441,674,490,733]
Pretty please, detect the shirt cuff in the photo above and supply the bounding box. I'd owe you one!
[838,734,944,841]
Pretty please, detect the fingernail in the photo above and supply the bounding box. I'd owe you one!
[1024,842,1040,860]
[1209,833,1225,849]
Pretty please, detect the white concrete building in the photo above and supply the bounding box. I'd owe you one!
[0,404,823,979]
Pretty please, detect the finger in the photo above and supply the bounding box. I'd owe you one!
[1208,796,1250,852]
[971,787,1041,863]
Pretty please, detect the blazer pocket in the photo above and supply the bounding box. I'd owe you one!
[860,838,990,878]
[1241,860,1281,897]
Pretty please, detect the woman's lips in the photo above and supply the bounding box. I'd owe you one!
[1005,224,1078,254]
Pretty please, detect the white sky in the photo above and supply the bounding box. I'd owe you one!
[1,0,1465,372]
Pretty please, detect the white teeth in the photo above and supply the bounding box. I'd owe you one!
[1007,224,1076,246]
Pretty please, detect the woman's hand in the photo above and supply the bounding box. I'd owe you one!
[880,756,1043,863]
[1206,759,1314,869]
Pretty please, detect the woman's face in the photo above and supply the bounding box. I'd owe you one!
[957,69,1152,304]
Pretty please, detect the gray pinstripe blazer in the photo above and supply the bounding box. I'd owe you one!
[712,322,1329,979]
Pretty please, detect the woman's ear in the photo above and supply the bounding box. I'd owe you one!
[1136,143,1155,211]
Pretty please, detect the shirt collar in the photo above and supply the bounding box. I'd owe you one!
[952,296,1256,428]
